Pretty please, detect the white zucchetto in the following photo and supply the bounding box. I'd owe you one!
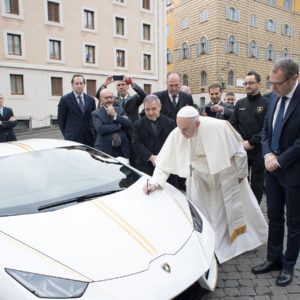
[177,106,199,118]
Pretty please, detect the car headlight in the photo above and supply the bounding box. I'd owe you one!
[5,268,88,298]
[188,201,203,233]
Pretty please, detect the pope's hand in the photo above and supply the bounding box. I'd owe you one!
[143,182,158,194]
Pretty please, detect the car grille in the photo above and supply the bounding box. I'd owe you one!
[172,281,209,300]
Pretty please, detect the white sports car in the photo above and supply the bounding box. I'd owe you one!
[0,139,217,300]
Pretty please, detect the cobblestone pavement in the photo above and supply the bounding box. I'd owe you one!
[16,128,300,299]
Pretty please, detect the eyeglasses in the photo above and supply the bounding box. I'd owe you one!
[268,77,290,87]
[102,96,113,99]
[243,81,257,86]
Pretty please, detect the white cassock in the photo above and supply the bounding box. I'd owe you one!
[151,116,268,263]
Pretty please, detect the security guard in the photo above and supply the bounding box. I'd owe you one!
[230,71,269,204]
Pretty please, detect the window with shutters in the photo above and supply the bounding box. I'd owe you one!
[250,15,256,27]
[284,0,292,11]
[249,40,259,58]
[266,44,275,61]
[227,70,234,86]
[182,17,189,29]
[227,35,237,54]
[167,48,172,64]
[200,71,207,86]
[51,77,63,96]
[143,54,151,71]
[226,7,239,22]
[142,0,150,10]
[266,19,276,32]
[182,42,189,59]
[282,24,292,36]
[86,80,96,98]
[200,36,208,54]
[47,1,59,22]
[200,9,208,23]
[10,74,24,95]
[282,48,289,59]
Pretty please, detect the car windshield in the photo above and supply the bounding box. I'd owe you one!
[0,146,141,216]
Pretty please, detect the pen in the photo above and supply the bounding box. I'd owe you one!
[147,179,149,195]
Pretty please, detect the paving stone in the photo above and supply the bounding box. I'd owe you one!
[238,286,256,296]
[224,287,239,297]
[255,286,272,295]
[269,285,288,295]
[239,279,254,287]
[224,279,239,288]
[286,284,300,294]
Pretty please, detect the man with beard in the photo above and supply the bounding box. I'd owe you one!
[230,71,269,204]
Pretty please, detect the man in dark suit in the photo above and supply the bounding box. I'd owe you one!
[58,74,96,147]
[92,89,132,159]
[95,76,146,123]
[132,94,176,175]
[203,83,233,120]
[0,94,17,142]
[154,72,194,121]
[252,59,300,287]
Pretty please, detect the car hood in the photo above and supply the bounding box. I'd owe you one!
[0,179,195,281]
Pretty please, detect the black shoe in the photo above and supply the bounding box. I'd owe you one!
[252,260,282,274]
[276,268,294,287]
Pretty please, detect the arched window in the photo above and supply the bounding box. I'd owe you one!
[282,48,289,59]
[200,9,208,23]
[182,17,189,29]
[200,71,207,86]
[228,70,234,86]
[284,0,292,11]
[266,19,276,32]
[200,36,208,54]
[249,40,258,58]
[228,35,236,53]
[282,24,291,36]
[266,44,275,61]
[167,48,172,64]
[226,7,239,22]
[182,42,189,59]
[183,74,189,86]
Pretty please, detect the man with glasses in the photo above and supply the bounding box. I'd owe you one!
[252,59,300,287]
[230,71,269,204]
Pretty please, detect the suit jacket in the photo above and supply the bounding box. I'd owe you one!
[154,90,194,120]
[58,92,96,146]
[261,83,300,185]
[132,115,176,175]
[0,107,17,142]
[205,101,233,120]
[92,106,132,158]
[96,83,146,123]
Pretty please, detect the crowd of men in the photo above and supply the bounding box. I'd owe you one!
[1,58,300,288]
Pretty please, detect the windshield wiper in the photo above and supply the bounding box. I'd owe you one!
[38,190,121,211]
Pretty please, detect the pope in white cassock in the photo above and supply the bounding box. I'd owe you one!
[145,106,268,263]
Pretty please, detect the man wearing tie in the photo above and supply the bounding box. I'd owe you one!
[154,72,194,121]
[58,74,96,146]
[0,94,17,142]
[252,59,300,287]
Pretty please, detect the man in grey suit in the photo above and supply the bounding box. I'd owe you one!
[58,74,96,147]
[203,83,233,120]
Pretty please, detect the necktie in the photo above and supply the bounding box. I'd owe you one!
[271,96,288,153]
[121,98,126,108]
[172,95,177,108]
[78,96,85,113]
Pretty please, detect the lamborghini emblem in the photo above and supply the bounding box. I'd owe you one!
[257,106,263,113]
[161,263,171,273]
